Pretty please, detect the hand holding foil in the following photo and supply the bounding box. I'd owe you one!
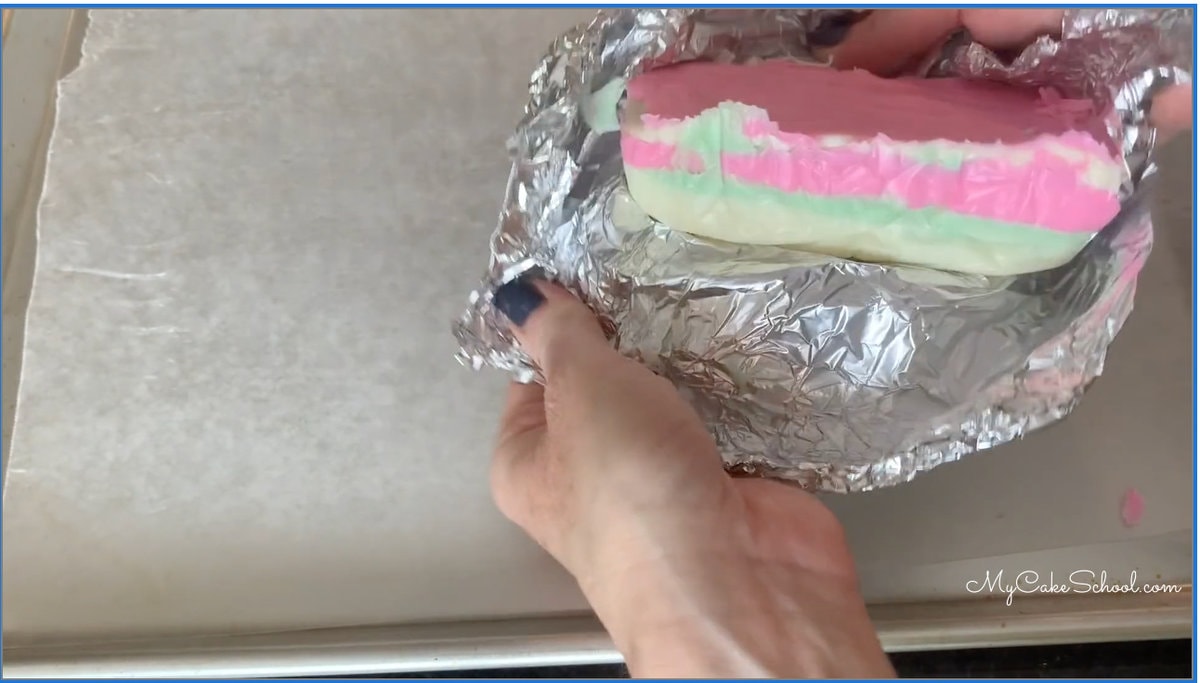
[455,8,1193,492]
[490,275,894,677]
[829,9,1191,132]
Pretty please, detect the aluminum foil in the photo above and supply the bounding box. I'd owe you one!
[453,9,1192,492]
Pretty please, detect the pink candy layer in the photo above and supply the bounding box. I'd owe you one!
[627,60,1117,153]
[621,135,1120,234]
[739,114,1114,160]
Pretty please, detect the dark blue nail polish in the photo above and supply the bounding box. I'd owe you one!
[493,274,546,327]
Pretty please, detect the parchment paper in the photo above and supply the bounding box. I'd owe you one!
[3,10,1191,643]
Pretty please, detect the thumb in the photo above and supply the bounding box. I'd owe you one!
[493,274,609,378]
[1149,83,1192,139]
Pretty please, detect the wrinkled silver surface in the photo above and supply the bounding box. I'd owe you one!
[453,9,1192,492]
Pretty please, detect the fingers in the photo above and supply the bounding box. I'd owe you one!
[491,381,546,526]
[493,274,609,380]
[831,9,1064,75]
[492,273,724,479]
[959,9,1063,50]
[1150,84,1193,139]
[831,9,961,75]
[496,380,546,451]
[826,7,1190,141]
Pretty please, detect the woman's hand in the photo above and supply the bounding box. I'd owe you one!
[486,10,1189,676]
[828,9,1192,136]
[491,276,894,678]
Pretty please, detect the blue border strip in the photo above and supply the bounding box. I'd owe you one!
[1,2,1197,7]
[1191,7,1199,680]
[0,4,1195,681]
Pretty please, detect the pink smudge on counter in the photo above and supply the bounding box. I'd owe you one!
[1120,487,1145,528]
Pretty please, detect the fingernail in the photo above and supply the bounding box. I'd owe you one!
[810,14,855,47]
[493,274,546,328]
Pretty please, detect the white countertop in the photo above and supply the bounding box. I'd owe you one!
[2,9,1191,672]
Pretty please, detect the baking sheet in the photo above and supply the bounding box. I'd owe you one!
[3,9,1192,648]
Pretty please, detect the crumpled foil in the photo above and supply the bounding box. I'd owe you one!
[453,9,1193,492]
